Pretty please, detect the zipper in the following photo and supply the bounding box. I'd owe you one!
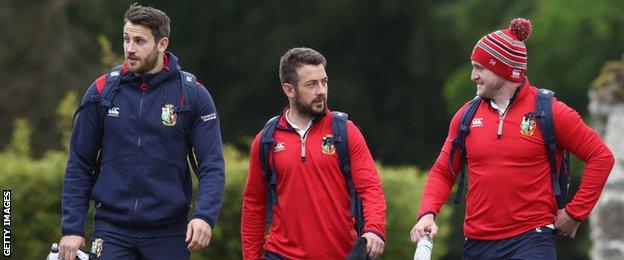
[495,101,514,139]
[134,92,145,229]
[301,128,311,162]
[497,111,507,139]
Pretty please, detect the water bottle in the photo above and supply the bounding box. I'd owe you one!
[46,243,60,260]
[46,242,94,260]
[413,234,433,260]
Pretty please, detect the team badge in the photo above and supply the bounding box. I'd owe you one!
[91,238,103,257]
[520,113,537,136]
[321,134,336,155]
[161,104,177,126]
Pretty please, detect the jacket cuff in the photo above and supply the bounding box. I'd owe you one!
[564,207,584,222]
[61,230,86,238]
[362,230,386,242]
[191,215,216,228]
[417,211,436,221]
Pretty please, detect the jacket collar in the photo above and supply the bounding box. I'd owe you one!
[276,106,330,130]
[120,52,180,90]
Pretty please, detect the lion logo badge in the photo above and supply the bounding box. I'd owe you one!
[161,104,177,126]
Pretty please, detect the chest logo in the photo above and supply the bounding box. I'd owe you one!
[274,142,286,153]
[470,117,483,128]
[322,134,336,155]
[161,104,177,126]
[107,107,120,117]
[520,114,537,136]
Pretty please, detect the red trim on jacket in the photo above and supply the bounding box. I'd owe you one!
[241,109,386,259]
[97,53,172,94]
[418,81,614,240]
[95,74,107,94]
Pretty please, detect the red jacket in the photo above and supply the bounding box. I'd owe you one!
[242,109,386,259]
[418,80,614,240]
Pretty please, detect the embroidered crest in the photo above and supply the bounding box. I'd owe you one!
[91,238,103,258]
[321,134,336,155]
[520,113,537,136]
[161,104,177,126]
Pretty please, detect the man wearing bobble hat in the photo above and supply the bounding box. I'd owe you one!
[410,18,614,259]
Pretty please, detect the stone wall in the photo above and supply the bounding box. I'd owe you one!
[588,61,624,260]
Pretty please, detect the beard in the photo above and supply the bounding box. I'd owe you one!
[126,46,159,74]
[477,77,505,99]
[294,90,326,118]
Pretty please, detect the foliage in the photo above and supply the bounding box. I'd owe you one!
[1,103,448,259]
[1,0,618,258]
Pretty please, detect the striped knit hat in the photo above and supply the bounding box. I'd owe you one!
[470,18,532,82]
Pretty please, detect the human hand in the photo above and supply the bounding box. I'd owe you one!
[186,218,213,251]
[361,232,385,259]
[58,235,85,260]
[410,213,438,245]
[554,209,580,238]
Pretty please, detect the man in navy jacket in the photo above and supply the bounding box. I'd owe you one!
[60,4,225,259]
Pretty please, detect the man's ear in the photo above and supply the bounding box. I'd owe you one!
[157,37,169,52]
[283,83,295,98]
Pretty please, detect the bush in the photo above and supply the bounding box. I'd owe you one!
[0,115,450,259]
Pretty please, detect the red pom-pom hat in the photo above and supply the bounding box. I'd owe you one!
[470,18,533,82]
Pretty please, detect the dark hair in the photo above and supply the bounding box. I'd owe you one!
[124,3,170,41]
[279,47,327,85]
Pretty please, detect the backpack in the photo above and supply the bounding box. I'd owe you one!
[71,65,202,182]
[258,111,365,235]
[449,89,571,209]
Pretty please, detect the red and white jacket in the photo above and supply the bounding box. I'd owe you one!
[418,79,614,240]
[242,109,386,259]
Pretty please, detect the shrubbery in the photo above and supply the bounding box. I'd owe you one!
[0,108,450,259]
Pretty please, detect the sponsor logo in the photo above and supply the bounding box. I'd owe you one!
[274,142,285,153]
[520,113,537,136]
[201,113,217,122]
[107,107,120,117]
[161,104,177,126]
[470,117,483,128]
[110,71,120,77]
[321,134,336,155]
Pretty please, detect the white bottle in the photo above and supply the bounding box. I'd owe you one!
[46,242,92,260]
[414,234,433,260]
[46,243,59,260]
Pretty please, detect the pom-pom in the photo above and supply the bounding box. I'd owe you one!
[509,18,532,41]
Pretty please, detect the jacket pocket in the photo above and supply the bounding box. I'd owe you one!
[91,155,137,224]
[138,157,191,227]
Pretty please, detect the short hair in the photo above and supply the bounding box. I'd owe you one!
[123,3,170,41]
[279,47,327,85]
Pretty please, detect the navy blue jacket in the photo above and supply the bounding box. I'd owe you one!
[62,53,225,238]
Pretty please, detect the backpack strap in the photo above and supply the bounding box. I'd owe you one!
[68,66,123,184]
[451,96,482,204]
[92,66,124,182]
[259,115,280,224]
[71,65,123,127]
[177,71,200,174]
[331,111,364,235]
[536,88,571,208]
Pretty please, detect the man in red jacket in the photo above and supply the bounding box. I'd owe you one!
[242,47,387,259]
[410,18,614,259]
